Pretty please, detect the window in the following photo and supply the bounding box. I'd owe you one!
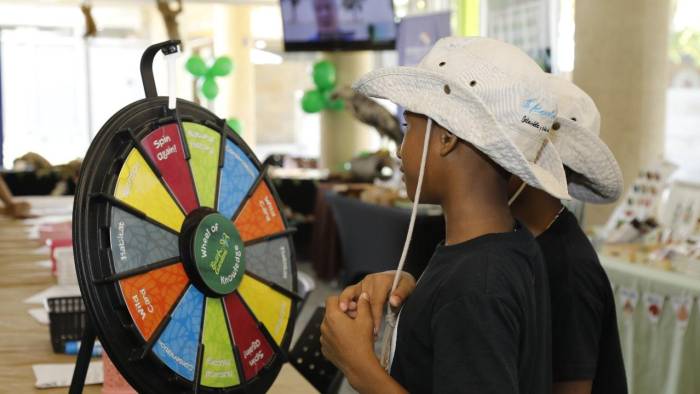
[0,4,147,168]
[666,0,700,182]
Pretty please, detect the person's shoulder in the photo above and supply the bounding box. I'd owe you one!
[438,230,544,301]
[541,209,612,299]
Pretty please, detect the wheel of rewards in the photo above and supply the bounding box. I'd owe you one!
[73,41,299,393]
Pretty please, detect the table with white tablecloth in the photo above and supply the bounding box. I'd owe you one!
[601,256,700,394]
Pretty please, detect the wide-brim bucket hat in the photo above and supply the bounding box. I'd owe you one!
[544,74,623,203]
[353,37,570,200]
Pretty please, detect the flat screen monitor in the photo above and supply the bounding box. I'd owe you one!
[281,0,397,51]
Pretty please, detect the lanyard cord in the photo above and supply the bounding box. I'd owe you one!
[379,118,433,369]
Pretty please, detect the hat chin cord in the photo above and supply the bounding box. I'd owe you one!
[508,181,527,206]
[379,118,433,370]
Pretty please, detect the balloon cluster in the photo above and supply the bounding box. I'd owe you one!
[186,54,242,134]
[301,61,344,113]
[185,54,234,100]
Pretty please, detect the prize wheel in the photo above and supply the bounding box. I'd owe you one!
[73,41,299,393]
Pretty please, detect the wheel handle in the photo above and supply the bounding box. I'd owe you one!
[140,40,181,98]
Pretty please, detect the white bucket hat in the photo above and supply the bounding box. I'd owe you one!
[353,36,570,200]
[544,74,623,203]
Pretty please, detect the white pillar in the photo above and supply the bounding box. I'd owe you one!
[320,51,375,170]
[573,0,671,224]
[215,5,256,147]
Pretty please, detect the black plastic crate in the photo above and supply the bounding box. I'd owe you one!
[289,306,342,393]
[47,296,86,353]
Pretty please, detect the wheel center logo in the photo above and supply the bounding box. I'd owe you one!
[193,213,245,295]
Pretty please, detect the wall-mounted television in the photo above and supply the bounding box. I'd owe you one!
[281,0,397,51]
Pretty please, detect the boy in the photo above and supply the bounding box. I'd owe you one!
[507,75,627,393]
[340,74,628,393]
[320,37,569,393]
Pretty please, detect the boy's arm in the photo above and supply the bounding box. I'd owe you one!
[0,176,15,207]
[0,177,31,218]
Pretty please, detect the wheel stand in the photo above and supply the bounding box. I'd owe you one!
[69,318,96,394]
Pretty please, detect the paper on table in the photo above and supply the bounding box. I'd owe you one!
[34,245,51,254]
[24,285,81,304]
[28,308,49,325]
[32,362,103,388]
[23,214,74,226]
[35,260,52,269]
[26,197,74,216]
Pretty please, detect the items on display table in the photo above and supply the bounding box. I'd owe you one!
[594,160,700,392]
[345,150,396,183]
[598,159,700,274]
[72,41,299,393]
[4,153,82,196]
[1,170,75,196]
[658,181,700,260]
[602,160,677,243]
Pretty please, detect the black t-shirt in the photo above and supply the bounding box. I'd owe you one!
[390,224,551,394]
[538,209,627,393]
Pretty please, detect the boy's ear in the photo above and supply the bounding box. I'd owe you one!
[439,129,460,157]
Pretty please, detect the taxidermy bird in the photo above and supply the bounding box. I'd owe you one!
[156,0,183,43]
[331,87,403,145]
[80,1,97,38]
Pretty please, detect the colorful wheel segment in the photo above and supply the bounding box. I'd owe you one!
[152,285,204,381]
[200,297,241,387]
[119,263,189,341]
[75,98,297,394]
[183,122,221,209]
[218,139,259,219]
[109,206,179,274]
[140,123,199,213]
[114,149,184,232]
[224,292,276,381]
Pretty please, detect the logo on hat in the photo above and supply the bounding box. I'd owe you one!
[522,98,556,120]
[520,98,556,133]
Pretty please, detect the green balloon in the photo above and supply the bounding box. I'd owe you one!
[226,118,243,134]
[327,99,345,111]
[320,89,333,105]
[185,55,208,77]
[313,61,336,90]
[201,77,219,100]
[210,56,234,77]
[301,90,324,113]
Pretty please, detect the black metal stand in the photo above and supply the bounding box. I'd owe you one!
[69,318,96,394]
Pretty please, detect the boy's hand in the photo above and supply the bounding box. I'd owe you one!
[338,270,417,335]
[321,293,381,385]
[8,201,33,219]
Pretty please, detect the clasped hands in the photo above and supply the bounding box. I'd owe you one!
[320,271,416,392]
